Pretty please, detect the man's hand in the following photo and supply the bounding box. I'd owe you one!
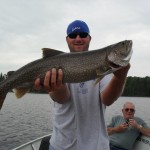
[107,123,128,135]
[34,68,70,103]
[128,119,139,128]
[34,68,64,92]
[116,123,129,132]
[113,64,131,80]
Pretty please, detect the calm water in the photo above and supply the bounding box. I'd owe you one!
[0,93,149,150]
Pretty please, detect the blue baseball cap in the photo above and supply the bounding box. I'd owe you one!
[67,20,90,35]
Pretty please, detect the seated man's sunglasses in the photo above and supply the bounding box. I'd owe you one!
[125,108,135,112]
[68,32,89,39]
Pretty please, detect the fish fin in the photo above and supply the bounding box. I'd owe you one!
[94,77,103,85]
[7,71,15,77]
[96,67,114,76]
[96,69,103,76]
[13,88,30,99]
[95,69,104,85]
[0,93,7,110]
[42,48,65,58]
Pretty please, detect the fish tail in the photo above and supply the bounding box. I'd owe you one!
[0,92,7,110]
[0,82,8,110]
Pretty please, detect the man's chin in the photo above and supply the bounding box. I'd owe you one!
[74,46,87,52]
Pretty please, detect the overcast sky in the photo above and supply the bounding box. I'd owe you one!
[0,0,150,77]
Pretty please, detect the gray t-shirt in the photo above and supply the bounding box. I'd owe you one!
[50,75,112,150]
[108,115,149,150]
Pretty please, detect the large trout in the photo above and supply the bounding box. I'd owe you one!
[0,40,132,109]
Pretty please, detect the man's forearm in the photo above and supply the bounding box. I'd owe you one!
[136,125,150,136]
[101,65,130,106]
[107,127,119,135]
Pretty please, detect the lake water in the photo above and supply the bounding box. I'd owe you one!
[0,93,149,150]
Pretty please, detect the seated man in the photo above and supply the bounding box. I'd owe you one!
[107,102,150,150]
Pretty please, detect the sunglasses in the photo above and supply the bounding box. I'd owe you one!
[68,32,89,39]
[125,108,135,113]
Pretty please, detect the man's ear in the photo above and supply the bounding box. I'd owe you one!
[89,35,92,41]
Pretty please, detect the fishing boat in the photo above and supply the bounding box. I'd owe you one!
[12,134,150,150]
[133,135,150,150]
[12,134,51,150]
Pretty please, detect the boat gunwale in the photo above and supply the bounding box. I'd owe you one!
[12,133,52,150]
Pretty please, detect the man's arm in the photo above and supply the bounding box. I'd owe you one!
[35,68,70,104]
[129,119,150,137]
[107,123,128,135]
[136,125,150,137]
[101,64,130,106]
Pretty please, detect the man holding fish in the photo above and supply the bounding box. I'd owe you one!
[35,20,131,150]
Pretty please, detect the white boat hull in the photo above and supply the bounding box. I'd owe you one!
[132,135,150,150]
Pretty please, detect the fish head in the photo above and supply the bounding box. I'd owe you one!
[107,40,133,68]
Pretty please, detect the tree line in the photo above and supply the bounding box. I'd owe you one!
[122,76,150,97]
[0,73,150,97]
